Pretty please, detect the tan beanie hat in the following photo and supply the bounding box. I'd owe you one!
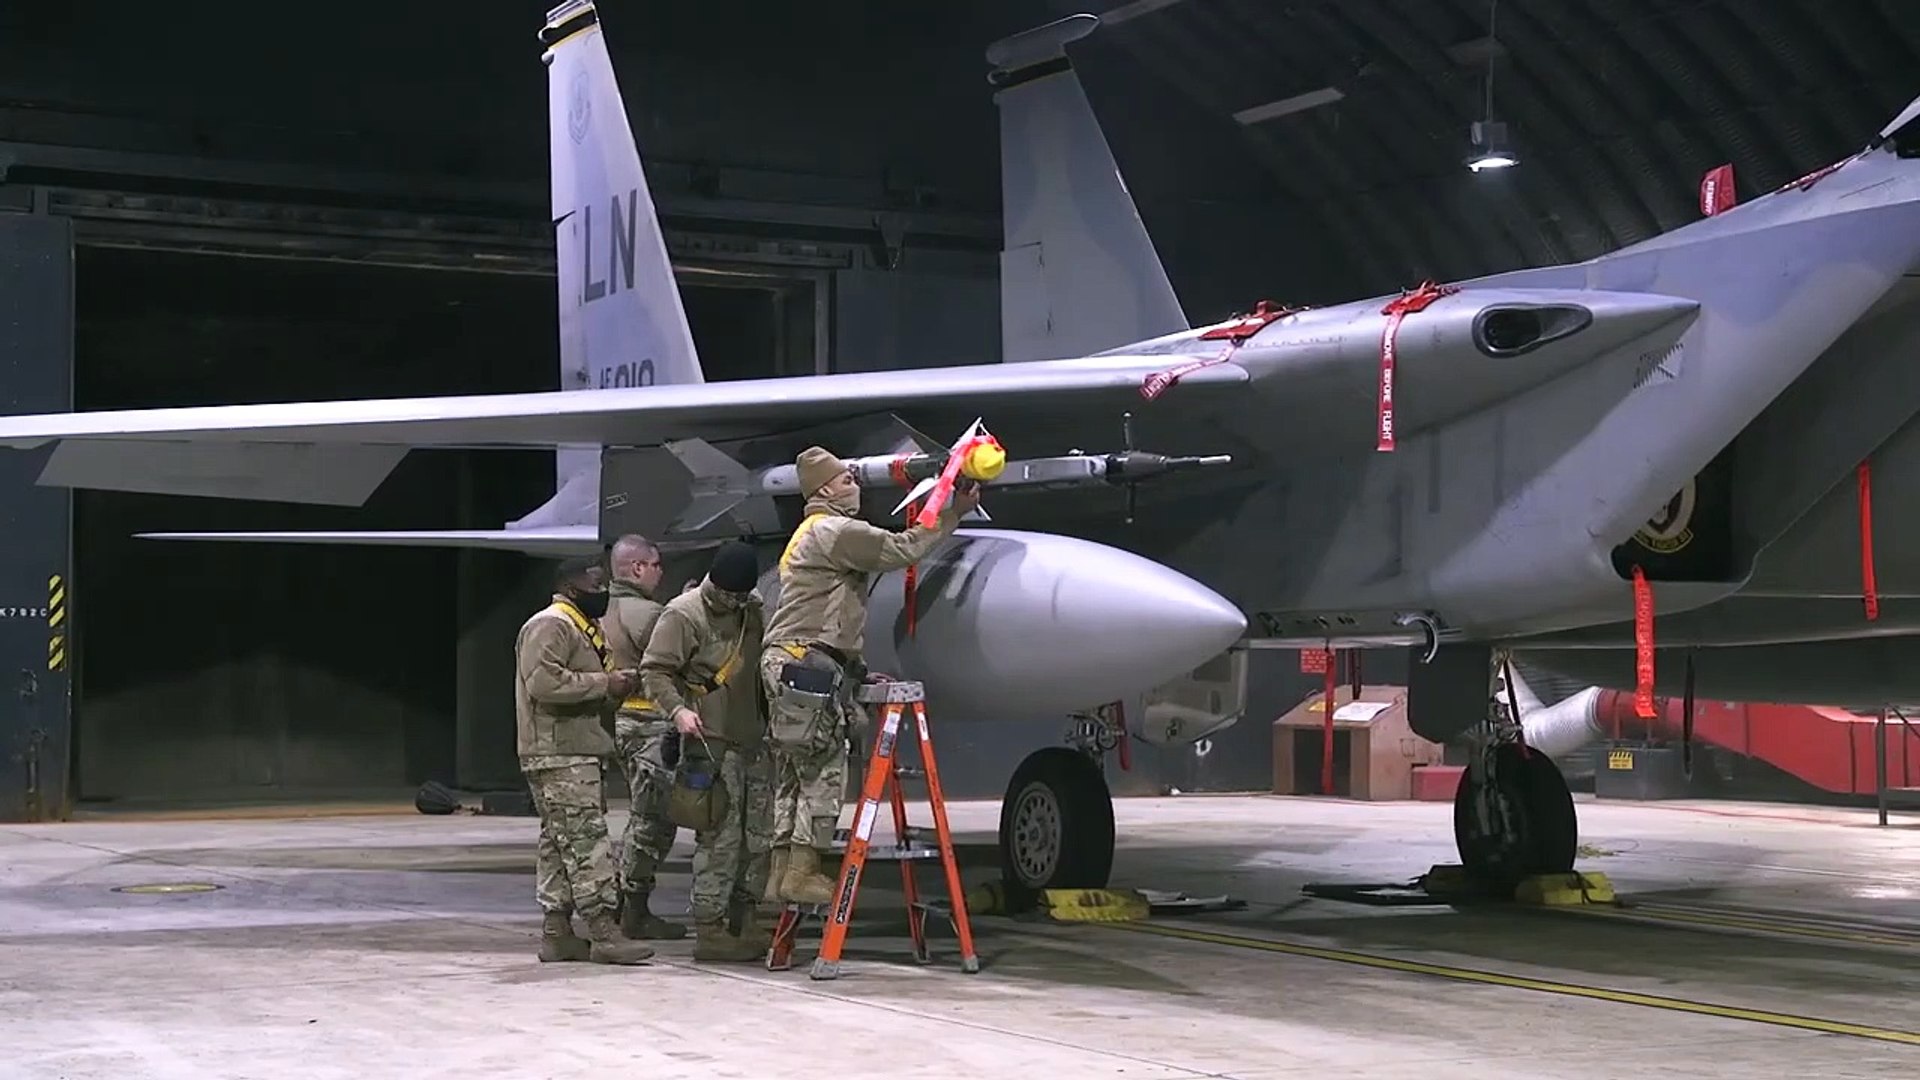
[795,446,847,497]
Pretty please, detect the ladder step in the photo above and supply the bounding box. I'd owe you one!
[831,824,937,847]
[857,844,946,862]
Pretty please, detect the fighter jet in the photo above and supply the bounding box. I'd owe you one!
[5,4,1920,900]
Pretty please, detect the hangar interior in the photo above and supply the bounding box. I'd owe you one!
[5,0,1919,812]
[6,2,1920,1076]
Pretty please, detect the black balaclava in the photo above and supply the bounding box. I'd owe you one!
[707,541,760,594]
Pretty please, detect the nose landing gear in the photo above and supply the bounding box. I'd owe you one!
[1452,652,1578,894]
[1454,742,1578,893]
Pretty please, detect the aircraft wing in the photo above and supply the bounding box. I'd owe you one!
[0,354,1244,505]
[134,526,603,557]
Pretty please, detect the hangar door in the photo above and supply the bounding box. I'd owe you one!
[56,195,824,805]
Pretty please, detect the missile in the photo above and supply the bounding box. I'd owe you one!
[756,446,1231,496]
[659,432,1233,534]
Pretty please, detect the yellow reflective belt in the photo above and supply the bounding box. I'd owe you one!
[624,617,750,716]
[706,617,750,690]
[778,512,826,581]
[549,600,613,673]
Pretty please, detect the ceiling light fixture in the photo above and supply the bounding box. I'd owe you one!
[1467,120,1518,171]
[1464,0,1517,172]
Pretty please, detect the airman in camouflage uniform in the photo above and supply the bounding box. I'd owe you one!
[515,555,656,966]
[758,446,974,904]
[640,540,771,961]
[601,533,687,941]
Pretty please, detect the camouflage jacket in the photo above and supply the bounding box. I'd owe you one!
[514,595,618,759]
[601,578,664,717]
[639,578,766,746]
[762,495,959,661]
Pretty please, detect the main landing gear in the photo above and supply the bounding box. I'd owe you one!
[995,711,1120,910]
[1452,653,1579,893]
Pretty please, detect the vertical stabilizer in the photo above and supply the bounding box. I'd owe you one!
[517,0,703,531]
[987,13,1187,364]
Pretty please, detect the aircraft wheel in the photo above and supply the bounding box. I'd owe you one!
[997,748,1116,912]
[1453,742,1577,894]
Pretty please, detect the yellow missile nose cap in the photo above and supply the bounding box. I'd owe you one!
[963,440,1007,481]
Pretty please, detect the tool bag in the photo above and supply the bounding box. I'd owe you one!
[663,620,752,833]
[668,755,726,833]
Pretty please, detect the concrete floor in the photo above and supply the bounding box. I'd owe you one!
[3,792,1918,1079]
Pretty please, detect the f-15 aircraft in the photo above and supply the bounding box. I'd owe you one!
[5,3,1920,900]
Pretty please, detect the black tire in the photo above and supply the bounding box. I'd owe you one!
[1453,742,1578,894]
[997,748,1116,912]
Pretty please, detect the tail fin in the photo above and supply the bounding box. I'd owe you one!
[987,14,1187,364]
[518,0,704,531]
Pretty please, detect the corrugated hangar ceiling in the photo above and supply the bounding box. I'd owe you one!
[3,1,1917,306]
[1063,0,1920,291]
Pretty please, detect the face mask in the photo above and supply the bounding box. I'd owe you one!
[572,590,610,620]
[825,486,861,515]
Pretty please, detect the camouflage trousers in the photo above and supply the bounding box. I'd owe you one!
[758,646,857,850]
[686,738,774,923]
[613,713,680,894]
[522,755,620,919]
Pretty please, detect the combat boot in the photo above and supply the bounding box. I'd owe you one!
[537,910,591,963]
[779,844,836,905]
[735,906,774,950]
[693,918,765,963]
[761,847,790,905]
[583,910,656,965]
[619,888,688,940]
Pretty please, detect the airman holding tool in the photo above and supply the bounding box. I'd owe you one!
[758,446,976,904]
[640,540,772,961]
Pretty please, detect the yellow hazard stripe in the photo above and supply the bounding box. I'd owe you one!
[47,573,65,672]
[1102,921,1920,1046]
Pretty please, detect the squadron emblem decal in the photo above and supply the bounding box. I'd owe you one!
[568,69,592,144]
[1634,479,1697,555]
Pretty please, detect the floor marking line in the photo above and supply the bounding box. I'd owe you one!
[1106,921,1920,1046]
[1568,904,1920,949]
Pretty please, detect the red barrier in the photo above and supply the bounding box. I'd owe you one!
[1591,690,1920,796]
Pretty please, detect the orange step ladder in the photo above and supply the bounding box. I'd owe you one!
[766,679,980,980]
